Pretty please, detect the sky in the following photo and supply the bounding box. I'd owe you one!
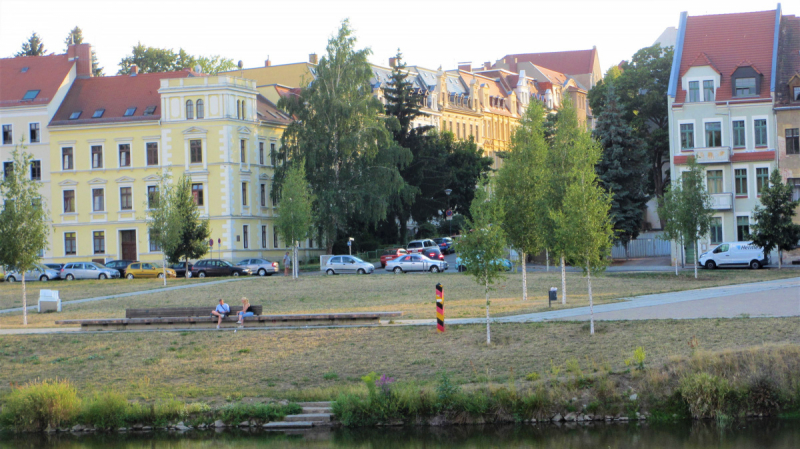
[0,0,790,77]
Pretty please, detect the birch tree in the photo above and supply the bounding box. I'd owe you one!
[496,101,548,301]
[657,183,684,276]
[145,174,173,286]
[456,181,506,345]
[0,145,50,326]
[275,161,314,278]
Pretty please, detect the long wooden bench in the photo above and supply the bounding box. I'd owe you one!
[126,306,263,319]
[56,311,403,331]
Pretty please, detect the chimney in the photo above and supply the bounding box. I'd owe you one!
[309,53,318,64]
[458,62,472,72]
[484,61,491,70]
[67,43,93,78]
[130,64,139,76]
[389,57,397,68]
[265,59,272,67]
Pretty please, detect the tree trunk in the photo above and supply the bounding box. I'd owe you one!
[162,252,167,287]
[560,255,566,304]
[778,250,782,270]
[22,273,28,326]
[694,240,698,279]
[521,250,527,301]
[587,258,594,335]
[674,240,679,276]
[485,281,491,345]
[294,244,299,279]
[546,249,549,272]
[185,255,191,279]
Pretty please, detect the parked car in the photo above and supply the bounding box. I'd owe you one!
[61,262,121,280]
[385,254,448,273]
[236,258,279,276]
[4,264,60,282]
[380,248,408,268]
[423,246,445,262]
[124,262,177,279]
[105,260,138,277]
[455,256,513,272]
[191,259,252,278]
[169,261,194,278]
[407,239,437,254]
[322,256,375,275]
[433,237,454,255]
[698,241,768,270]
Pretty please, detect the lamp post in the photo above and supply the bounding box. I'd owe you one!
[444,189,453,236]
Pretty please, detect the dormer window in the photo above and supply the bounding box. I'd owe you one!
[124,107,136,117]
[69,111,82,120]
[688,81,700,102]
[735,78,756,96]
[794,86,800,102]
[22,90,40,100]
[703,81,715,102]
[731,65,762,98]
[92,109,105,118]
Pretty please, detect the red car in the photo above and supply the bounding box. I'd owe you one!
[380,248,408,268]
[423,246,445,261]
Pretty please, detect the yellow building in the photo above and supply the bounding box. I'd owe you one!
[47,68,321,265]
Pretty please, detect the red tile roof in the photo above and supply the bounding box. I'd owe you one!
[0,53,74,106]
[495,49,598,76]
[675,10,776,104]
[256,94,292,125]
[731,150,775,162]
[50,70,196,126]
[687,53,720,74]
[775,15,800,106]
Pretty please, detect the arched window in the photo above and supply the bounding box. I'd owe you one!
[186,100,194,120]
[236,100,241,119]
[196,99,204,119]
[241,100,246,120]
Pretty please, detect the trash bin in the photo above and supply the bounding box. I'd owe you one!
[549,287,557,306]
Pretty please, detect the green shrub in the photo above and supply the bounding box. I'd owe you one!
[435,372,461,412]
[525,372,540,382]
[80,391,129,429]
[0,379,80,431]
[679,372,733,418]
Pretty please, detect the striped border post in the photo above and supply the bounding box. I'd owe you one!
[436,283,444,333]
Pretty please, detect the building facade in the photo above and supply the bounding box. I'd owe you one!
[667,8,781,263]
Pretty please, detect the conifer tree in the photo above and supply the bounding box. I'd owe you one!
[16,32,45,56]
[749,169,800,269]
[593,83,649,255]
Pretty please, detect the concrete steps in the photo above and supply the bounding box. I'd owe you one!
[285,413,331,423]
[262,421,313,429]
[296,401,333,408]
[263,401,335,429]
[302,406,333,414]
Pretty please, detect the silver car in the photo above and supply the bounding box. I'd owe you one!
[385,254,448,273]
[236,258,280,276]
[323,256,375,275]
[4,264,60,282]
[61,262,121,280]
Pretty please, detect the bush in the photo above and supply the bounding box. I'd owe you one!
[80,391,129,430]
[0,379,80,431]
[679,372,733,419]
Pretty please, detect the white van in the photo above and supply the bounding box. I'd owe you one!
[698,241,768,270]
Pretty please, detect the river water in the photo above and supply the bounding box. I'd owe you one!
[1,420,798,448]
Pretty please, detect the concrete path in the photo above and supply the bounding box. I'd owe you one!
[0,277,249,315]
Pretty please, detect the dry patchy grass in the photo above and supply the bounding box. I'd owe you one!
[1,317,798,403]
[0,269,797,328]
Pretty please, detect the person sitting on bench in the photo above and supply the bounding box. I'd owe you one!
[212,298,230,329]
[237,297,255,325]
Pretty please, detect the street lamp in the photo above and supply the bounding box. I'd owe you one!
[444,189,453,236]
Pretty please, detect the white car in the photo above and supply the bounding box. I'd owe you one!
[407,239,437,254]
[4,264,60,282]
[237,258,280,276]
[322,256,375,275]
[385,254,448,273]
[698,241,768,270]
[61,262,121,280]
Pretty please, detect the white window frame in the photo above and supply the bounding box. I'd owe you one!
[242,224,249,249]
[754,164,771,196]
[702,118,724,148]
[709,214,724,246]
[89,143,105,169]
[2,123,12,145]
[730,116,747,149]
[147,229,163,254]
[61,146,75,171]
[28,122,40,143]
[704,167,725,194]
[752,115,769,148]
[92,229,107,255]
[118,142,132,168]
[63,230,78,256]
[118,184,135,213]
[732,163,749,199]
[677,119,696,152]
[735,214,752,242]
[261,225,267,249]
[62,188,76,214]
[91,187,105,212]
[29,159,41,181]
[144,140,160,166]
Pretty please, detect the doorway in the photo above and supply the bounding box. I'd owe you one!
[120,230,137,260]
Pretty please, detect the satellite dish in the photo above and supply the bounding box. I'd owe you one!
[238,60,244,69]
[194,64,202,73]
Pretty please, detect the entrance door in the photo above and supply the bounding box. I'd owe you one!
[120,230,137,261]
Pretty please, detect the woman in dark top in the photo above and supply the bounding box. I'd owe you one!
[237,297,254,324]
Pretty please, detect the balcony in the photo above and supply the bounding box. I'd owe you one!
[710,192,733,210]
[694,147,731,164]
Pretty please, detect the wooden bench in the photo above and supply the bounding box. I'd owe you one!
[56,311,403,331]
[126,306,263,319]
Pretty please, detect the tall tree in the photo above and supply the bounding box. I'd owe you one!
[64,26,103,76]
[275,161,315,278]
[496,100,549,301]
[0,145,50,326]
[276,20,411,253]
[145,174,174,286]
[456,180,507,345]
[117,43,236,75]
[589,44,673,203]
[593,83,649,254]
[749,169,800,269]
[657,182,684,276]
[550,138,613,335]
[16,32,45,57]
[163,175,211,276]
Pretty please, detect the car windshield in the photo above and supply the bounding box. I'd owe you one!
[93,263,107,269]
[220,261,233,267]
[352,257,365,263]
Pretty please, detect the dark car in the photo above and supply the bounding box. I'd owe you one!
[105,260,138,277]
[433,237,454,255]
[191,259,252,278]
[423,246,445,262]
[169,261,194,277]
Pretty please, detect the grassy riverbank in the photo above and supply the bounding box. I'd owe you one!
[1,270,797,328]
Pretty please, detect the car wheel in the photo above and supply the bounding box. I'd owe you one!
[233,271,239,277]
[430,266,440,273]
[705,260,716,270]
[326,269,335,276]
[198,272,206,278]
[7,276,15,282]
[393,267,403,274]
[750,260,761,270]
[99,273,107,280]
[66,274,74,281]
[126,273,134,280]
[40,275,48,282]
[357,268,366,275]
[157,273,164,279]
[258,268,266,276]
